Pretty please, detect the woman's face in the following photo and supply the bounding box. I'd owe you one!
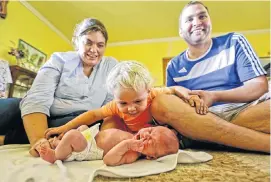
[77,31,106,67]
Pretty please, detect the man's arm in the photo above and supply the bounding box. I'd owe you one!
[103,139,142,166]
[191,76,268,106]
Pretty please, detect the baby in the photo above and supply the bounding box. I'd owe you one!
[42,61,206,165]
[44,61,206,139]
[40,124,179,166]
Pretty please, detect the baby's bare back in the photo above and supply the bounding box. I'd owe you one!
[95,129,133,156]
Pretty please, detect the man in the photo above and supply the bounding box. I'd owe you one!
[151,1,270,153]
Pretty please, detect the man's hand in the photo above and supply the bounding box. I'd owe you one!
[190,90,217,107]
[188,95,208,115]
[172,86,192,102]
[44,126,68,140]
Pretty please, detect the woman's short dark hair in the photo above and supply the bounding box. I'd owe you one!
[72,18,108,50]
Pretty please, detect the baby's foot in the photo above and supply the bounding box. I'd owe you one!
[49,137,60,149]
[29,138,51,157]
[40,145,57,164]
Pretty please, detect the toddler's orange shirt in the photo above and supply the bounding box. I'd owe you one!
[101,87,172,132]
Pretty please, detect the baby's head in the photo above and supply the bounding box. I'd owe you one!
[106,61,153,116]
[135,126,179,159]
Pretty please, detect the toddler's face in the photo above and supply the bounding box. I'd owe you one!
[113,87,149,117]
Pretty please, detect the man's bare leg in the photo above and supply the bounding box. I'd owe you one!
[231,101,270,133]
[151,95,270,153]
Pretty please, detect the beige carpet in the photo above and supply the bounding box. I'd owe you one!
[94,150,270,182]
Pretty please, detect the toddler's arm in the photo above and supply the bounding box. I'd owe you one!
[45,109,108,139]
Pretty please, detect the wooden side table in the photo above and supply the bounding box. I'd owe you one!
[8,65,36,98]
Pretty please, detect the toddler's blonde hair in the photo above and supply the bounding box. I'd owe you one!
[106,61,153,92]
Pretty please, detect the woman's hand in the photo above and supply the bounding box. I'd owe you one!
[44,125,68,140]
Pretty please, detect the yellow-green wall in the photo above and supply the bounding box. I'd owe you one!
[106,33,270,86]
[1,1,269,87]
[0,1,72,65]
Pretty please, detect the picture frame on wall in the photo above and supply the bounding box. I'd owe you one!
[17,39,47,72]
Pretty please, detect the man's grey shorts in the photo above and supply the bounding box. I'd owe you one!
[178,91,270,149]
[208,92,270,122]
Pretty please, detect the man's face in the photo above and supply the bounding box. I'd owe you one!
[179,4,212,46]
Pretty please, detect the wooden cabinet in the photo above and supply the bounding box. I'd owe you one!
[162,57,172,86]
[8,65,36,98]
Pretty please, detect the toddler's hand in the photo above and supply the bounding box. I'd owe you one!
[44,126,67,139]
[188,95,208,115]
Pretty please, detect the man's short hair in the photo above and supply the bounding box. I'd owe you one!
[179,1,209,21]
[184,1,209,13]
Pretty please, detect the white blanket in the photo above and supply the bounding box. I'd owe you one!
[0,144,212,182]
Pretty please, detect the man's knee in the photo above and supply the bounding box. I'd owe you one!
[151,94,188,124]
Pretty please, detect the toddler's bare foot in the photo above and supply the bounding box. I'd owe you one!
[40,145,57,164]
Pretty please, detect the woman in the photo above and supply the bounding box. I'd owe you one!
[0,18,118,157]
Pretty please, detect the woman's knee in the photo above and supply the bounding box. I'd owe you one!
[0,98,21,114]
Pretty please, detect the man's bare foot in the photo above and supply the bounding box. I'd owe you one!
[40,145,57,164]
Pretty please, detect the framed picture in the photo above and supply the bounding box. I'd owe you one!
[17,39,47,72]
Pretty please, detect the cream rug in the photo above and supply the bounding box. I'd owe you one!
[0,145,212,182]
[94,150,270,182]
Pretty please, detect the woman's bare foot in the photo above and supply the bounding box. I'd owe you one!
[40,145,57,164]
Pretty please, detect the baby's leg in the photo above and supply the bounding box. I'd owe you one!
[41,129,88,163]
[48,137,60,149]
[77,125,89,132]
[40,145,56,164]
